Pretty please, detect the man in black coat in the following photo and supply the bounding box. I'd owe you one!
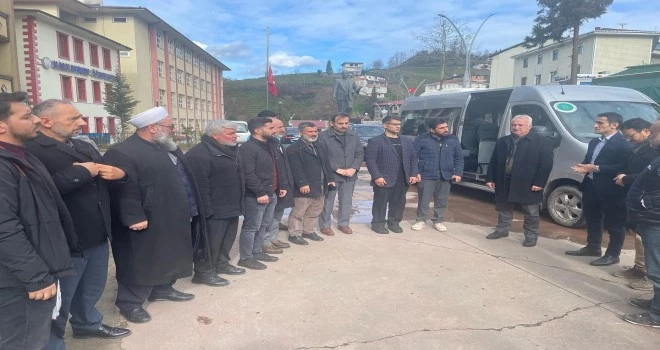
[103,107,213,324]
[567,112,633,266]
[26,100,130,346]
[611,118,658,290]
[286,122,335,245]
[485,115,554,247]
[0,92,81,350]
[186,120,246,282]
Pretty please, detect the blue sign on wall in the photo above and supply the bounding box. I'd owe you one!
[41,57,115,82]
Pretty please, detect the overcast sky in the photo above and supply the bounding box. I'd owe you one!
[104,0,660,79]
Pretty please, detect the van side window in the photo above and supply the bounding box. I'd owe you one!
[511,104,557,133]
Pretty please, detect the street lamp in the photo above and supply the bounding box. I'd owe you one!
[438,13,494,88]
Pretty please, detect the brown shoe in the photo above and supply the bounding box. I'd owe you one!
[338,226,353,234]
[320,228,335,236]
[272,239,290,249]
[262,244,283,254]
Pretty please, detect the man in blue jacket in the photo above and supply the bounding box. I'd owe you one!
[365,116,419,234]
[412,118,463,232]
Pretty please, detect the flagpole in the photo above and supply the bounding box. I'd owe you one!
[266,26,270,110]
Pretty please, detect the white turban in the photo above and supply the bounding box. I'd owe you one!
[128,107,168,128]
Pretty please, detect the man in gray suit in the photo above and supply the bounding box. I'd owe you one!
[317,113,364,235]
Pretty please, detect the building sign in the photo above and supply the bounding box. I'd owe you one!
[41,57,115,81]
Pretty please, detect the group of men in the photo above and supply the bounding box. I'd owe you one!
[2,88,660,350]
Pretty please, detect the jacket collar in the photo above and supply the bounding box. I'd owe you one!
[295,138,319,156]
[201,134,236,157]
[33,133,87,162]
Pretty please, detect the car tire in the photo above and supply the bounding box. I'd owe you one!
[547,185,585,228]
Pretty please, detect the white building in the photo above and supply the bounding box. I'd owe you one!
[14,8,129,140]
[341,62,363,75]
[490,28,660,88]
[354,74,387,98]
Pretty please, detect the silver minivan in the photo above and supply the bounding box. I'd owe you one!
[400,85,660,227]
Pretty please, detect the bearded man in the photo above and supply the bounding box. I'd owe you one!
[102,107,210,323]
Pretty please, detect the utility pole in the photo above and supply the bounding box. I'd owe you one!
[266,26,270,110]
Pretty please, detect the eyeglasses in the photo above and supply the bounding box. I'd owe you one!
[155,124,175,130]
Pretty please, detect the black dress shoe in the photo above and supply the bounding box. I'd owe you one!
[522,238,537,247]
[302,232,324,241]
[288,235,309,245]
[73,324,132,339]
[371,227,389,234]
[486,231,509,239]
[590,255,620,266]
[387,225,403,233]
[148,289,194,302]
[216,264,246,275]
[565,246,602,256]
[237,258,267,270]
[255,252,278,262]
[119,307,151,324]
[191,274,230,287]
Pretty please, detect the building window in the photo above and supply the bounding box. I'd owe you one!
[102,48,112,70]
[76,78,87,102]
[112,17,127,23]
[95,117,104,133]
[169,66,174,81]
[73,38,84,63]
[207,82,210,91]
[83,17,97,23]
[186,96,192,109]
[537,54,543,65]
[520,77,527,86]
[108,118,116,136]
[92,81,101,103]
[159,89,166,106]
[201,99,205,111]
[552,49,559,61]
[176,45,183,59]
[522,58,528,68]
[535,74,541,85]
[105,83,113,102]
[81,117,89,133]
[549,71,557,83]
[193,76,198,89]
[168,39,175,55]
[195,98,199,110]
[186,73,191,86]
[185,49,191,63]
[61,75,73,100]
[578,43,583,55]
[177,69,183,84]
[156,32,162,48]
[200,59,205,71]
[171,92,175,106]
[207,101,211,111]
[89,43,99,67]
[157,61,164,77]
[178,94,184,108]
[57,32,70,60]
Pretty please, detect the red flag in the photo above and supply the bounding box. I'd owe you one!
[267,65,278,96]
[408,87,416,94]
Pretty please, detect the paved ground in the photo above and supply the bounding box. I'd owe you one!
[68,171,659,349]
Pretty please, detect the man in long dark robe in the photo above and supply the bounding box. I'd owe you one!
[103,107,215,324]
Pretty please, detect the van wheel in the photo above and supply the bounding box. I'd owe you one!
[547,185,585,228]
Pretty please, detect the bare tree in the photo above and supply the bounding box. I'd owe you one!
[388,51,409,69]
[413,14,468,81]
[372,59,384,70]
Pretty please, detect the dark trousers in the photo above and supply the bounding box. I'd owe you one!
[583,179,627,257]
[0,286,55,350]
[372,179,408,229]
[239,195,277,260]
[46,242,109,350]
[194,217,239,275]
[115,280,175,312]
[638,224,660,322]
[495,202,540,239]
[416,178,451,223]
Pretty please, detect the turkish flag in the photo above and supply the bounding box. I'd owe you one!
[267,65,278,96]
[408,87,416,94]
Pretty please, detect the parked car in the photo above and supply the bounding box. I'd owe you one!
[351,124,384,149]
[234,121,250,144]
[281,126,300,146]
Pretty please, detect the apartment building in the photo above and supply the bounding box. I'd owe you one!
[490,28,660,88]
[0,0,20,92]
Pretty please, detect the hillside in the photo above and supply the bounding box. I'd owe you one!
[223,59,479,122]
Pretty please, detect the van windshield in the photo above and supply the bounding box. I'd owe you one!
[552,101,660,142]
[235,123,248,133]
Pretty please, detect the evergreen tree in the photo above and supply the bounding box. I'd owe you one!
[103,73,139,141]
[523,0,613,85]
[326,60,333,75]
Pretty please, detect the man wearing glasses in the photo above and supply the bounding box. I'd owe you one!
[365,116,419,234]
[103,107,212,323]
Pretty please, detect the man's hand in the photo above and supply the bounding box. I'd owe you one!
[344,168,356,177]
[74,162,99,177]
[299,185,311,194]
[409,176,419,185]
[452,175,462,183]
[486,182,495,189]
[571,164,596,174]
[336,169,348,176]
[614,174,627,186]
[531,186,543,192]
[28,283,57,300]
[256,195,270,204]
[96,164,126,180]
[129,220,149,231]
[374,178,387,187]
[279,189,287,197]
